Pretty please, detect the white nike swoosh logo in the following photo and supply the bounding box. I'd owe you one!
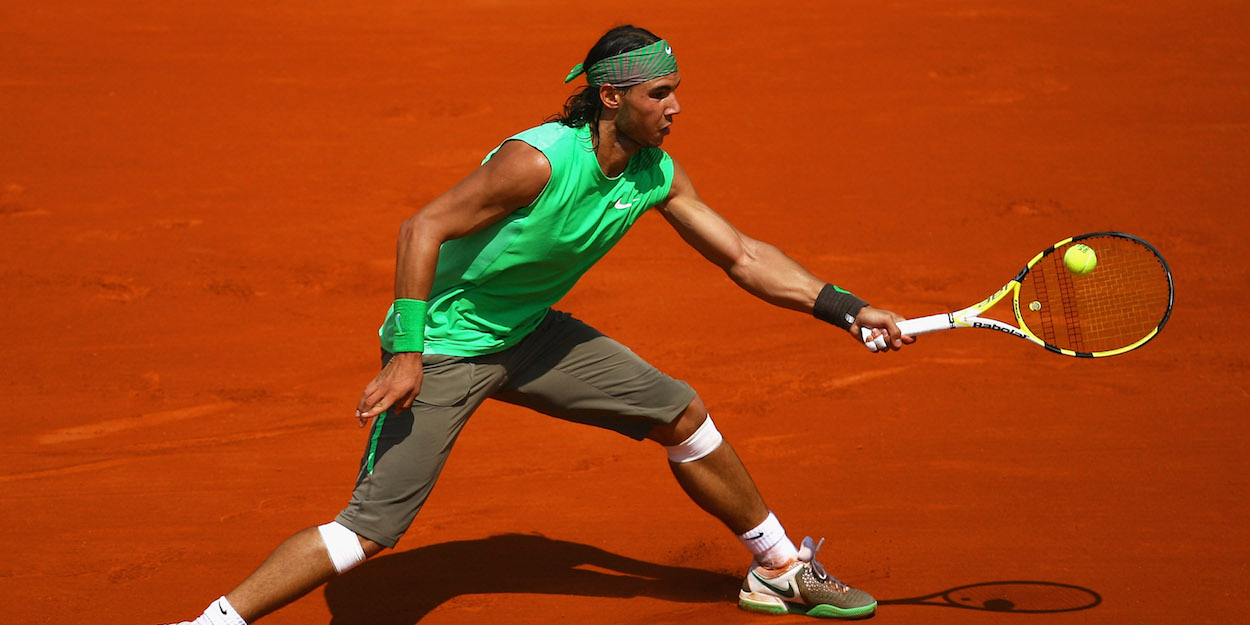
[613,199,635,210]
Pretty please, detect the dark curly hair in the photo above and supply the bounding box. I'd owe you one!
[547,25,662,146]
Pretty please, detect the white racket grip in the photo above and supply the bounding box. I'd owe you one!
[897,314,954,336]
[859,313,953,350]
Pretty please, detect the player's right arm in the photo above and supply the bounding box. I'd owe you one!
[355,140,551,423]
[657,160,912,351]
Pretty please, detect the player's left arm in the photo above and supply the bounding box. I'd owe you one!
[656,160,913,350]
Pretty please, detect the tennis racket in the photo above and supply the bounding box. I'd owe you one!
[862,232,1174,357]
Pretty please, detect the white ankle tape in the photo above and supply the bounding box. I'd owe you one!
[665,415,723,463]
[318,521,366,574]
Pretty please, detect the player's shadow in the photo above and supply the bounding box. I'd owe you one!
[323,533,739,625]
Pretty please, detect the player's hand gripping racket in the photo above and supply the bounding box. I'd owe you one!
[862,232,1174,357]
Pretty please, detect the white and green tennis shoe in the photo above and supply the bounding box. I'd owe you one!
[738,536,877,619]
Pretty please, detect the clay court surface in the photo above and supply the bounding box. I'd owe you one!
[2,1,1247,623]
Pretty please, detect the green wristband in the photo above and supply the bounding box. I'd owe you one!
[388,299,427,353]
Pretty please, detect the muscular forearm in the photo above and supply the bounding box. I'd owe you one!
[726,241,826,314]
[393,215,446,301]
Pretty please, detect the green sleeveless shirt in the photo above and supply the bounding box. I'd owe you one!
[380,122,675,356]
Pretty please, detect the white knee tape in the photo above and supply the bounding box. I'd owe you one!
[318,521,366,574]
[665,415,723,463]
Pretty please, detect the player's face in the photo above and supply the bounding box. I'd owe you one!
[615,72,681,148]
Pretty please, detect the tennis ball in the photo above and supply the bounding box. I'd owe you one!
[1064,244,1097,275]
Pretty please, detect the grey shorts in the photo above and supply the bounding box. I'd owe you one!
[335,309,696,547]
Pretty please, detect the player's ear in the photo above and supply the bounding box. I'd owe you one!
[599,84,622,110]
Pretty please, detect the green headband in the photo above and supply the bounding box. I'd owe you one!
[564,39,678,87]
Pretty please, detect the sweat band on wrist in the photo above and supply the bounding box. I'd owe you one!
[812,284,869,331]
[385,299,427,353]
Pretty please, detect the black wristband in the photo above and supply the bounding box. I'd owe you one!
[812,284,869,330]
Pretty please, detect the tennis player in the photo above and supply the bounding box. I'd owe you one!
[168,25,912,625]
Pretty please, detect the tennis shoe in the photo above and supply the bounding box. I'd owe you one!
[738,536,877,619]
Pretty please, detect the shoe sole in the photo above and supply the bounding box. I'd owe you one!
[739,591,877,619]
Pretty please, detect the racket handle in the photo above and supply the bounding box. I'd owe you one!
[860,314,953,351]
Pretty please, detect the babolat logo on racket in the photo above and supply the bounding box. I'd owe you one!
[972,321,1027,338]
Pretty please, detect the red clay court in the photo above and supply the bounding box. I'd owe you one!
[1,2,1246,624]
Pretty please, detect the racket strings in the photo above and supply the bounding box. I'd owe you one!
[1052,260,1085,347]
[1021,236,1171,353]
[1032,264,1059,344]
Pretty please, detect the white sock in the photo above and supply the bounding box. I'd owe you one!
[737,511,798,568]
[193,596,246,625]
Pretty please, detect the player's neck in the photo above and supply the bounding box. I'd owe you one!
[594,120,641,178]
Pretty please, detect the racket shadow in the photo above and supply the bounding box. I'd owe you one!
[323,533,739,625]
[879,580,1102,613]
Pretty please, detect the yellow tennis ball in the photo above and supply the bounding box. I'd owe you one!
[1064,244,1097,275]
